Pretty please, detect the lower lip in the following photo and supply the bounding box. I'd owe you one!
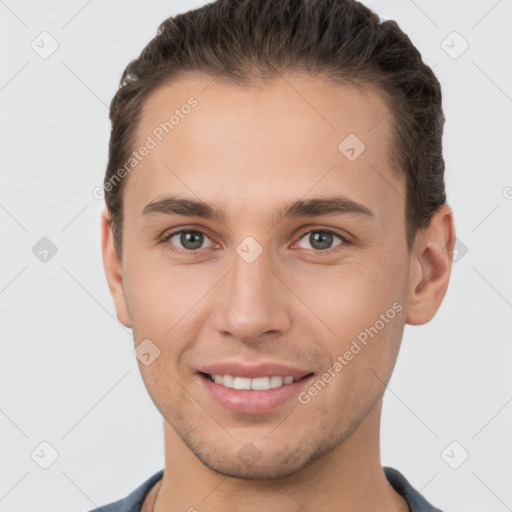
[199,373,314,414]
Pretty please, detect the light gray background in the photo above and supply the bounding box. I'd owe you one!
[1,1,511,511]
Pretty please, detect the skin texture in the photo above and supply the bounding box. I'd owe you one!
[101,72,456,512]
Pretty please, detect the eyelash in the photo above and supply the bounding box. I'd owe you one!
[159,227,352,256]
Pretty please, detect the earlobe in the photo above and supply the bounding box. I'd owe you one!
[100,208,132,328]
[405,204,456,326]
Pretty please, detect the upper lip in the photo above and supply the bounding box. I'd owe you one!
[199,362,313,380]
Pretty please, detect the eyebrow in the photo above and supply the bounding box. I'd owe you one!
[141,195,375,224]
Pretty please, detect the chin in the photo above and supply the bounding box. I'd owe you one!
[191,436,334,481]
[199,455,306,480]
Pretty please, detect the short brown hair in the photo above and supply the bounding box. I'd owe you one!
[104,0,446,258]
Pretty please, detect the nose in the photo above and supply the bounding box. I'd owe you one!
[213,245,291,344]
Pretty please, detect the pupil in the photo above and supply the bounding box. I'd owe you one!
[181,231,203,250]
[310,231,332,250]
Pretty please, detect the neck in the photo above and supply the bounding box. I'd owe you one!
[152,399,409,512]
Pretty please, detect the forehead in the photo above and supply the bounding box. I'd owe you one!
[125,72,404,229]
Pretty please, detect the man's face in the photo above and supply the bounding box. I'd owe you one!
[116,73,413,478]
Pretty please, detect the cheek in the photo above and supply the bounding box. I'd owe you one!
[293,258,404,330]
[293,257,407,385]
[123,261,219,371]
[123,259,194,329]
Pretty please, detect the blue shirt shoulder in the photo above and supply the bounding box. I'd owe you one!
[383,466,444,512]
[86,469,163,512]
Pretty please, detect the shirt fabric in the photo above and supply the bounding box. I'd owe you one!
[87,466,443,512]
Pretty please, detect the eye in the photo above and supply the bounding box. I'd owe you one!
[295,229,349,252]
[163,229,215,253]
[160,227,350,256]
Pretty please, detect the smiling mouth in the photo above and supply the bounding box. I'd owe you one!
[199,372,314,391]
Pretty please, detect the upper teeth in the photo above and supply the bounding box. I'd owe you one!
[211,374,296,390]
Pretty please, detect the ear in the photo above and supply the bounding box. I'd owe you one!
[100,207,132,328]
[405,204,456,325]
